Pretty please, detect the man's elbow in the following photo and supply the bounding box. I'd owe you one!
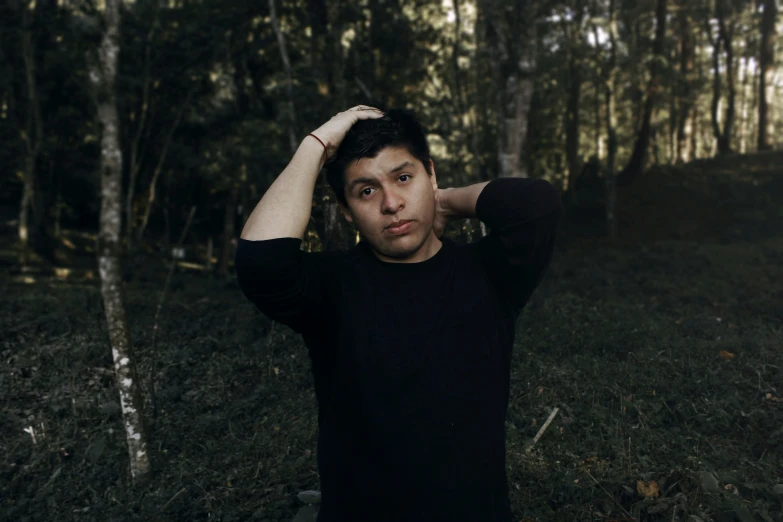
[526,178,563,218]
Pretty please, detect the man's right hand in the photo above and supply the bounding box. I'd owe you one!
[310,106,384,161]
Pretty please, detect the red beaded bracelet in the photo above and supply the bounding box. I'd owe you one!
[307,133,328,161]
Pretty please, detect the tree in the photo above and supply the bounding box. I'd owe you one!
[269,0,298,155]
[604,0,619,239]
[757,0,777,150]
[675,1,696,163]
[615,0,668,186]
[564,0,585,201]
[706,0,736,155]
[14,0,47,265]
[88,0,151,483]
[482,0,537,178]
[309,0,355,252]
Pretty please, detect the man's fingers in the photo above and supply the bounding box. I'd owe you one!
[350,105,384,120]
[354,109,385,120]
[313,106,383,151]
[348,105,383,113]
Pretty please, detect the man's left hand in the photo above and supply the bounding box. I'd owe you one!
[433,188,453,239]
[432,182,488,238]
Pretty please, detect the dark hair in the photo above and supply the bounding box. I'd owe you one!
[325,108,432,206]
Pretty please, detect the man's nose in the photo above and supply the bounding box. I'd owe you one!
[381,188,404,214]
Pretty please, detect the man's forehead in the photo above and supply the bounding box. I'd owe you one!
[344,146,418,181]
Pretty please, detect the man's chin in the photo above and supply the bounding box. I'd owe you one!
[366,232,436,262]
[368,236,423,260]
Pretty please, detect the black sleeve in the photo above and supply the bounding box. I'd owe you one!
[474,177,563,315]
[234,237,329,334]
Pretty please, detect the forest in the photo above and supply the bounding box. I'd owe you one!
[1,0,782,520]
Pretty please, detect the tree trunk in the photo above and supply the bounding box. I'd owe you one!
[758,0,776,150]
[53,162,62,238]
[716,0,734,154]
[452,0,481,182]
[205,236,213,272]
[615,0,667,186]
[19,158,34,266]
[616,0,667,185]
[605,0,619,239]
[90,0,151,484]
[707,17,723,154]
[565,0,583,202]
[17,2,44,266]
[472,3,489,182]
[483,0,536,178]
[452,0,478,241]
[749,54,761,149]
[217,186,238,278]
[317,0,355,252]
[590,21,603,165]
[675,7,694,164]
[691,97,700,159]
[594,82,601,160]
[509,39,535,178]
[269,0,298,154]
[739,54,751,153]
[451,0,467,117]
[308,0,328,98]
[629,20,646,130]
[704,0,736,156]
[322,202,354,251]
[668,79,676,164]
[326,0,347,111]
[162,192,171,252]
[483,0,505,177]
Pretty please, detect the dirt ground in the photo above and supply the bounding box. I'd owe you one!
[2,152,782,521]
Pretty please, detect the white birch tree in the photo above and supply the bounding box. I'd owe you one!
[88,0,152,483]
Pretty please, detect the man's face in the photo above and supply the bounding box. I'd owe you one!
[340,146,439,263]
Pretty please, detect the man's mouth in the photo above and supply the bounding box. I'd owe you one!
[385,220,414,235]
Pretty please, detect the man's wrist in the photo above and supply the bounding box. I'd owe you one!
[297,136,328,169]
[438,188,457,221]
[440,182,489,220]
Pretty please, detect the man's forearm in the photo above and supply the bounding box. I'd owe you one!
[440,182,490,220]
[240,137,325,241]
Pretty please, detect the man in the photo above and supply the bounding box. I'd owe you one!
[235,106,563,521]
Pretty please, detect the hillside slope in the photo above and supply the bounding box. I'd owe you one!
[561,151,783,244]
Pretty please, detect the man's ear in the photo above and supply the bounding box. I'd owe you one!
[338,200,353,223]
[428,159,438,190]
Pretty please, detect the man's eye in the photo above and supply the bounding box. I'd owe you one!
[361,188,374,197]
[398,174,411,182]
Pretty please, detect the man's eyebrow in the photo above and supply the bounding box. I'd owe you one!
[347,162,415,192]
[387,161,414,174]
[347,177,377,192]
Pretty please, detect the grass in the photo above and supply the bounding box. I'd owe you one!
[1,152,782,521]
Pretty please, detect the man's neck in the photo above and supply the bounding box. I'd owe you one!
[370,232,443,264]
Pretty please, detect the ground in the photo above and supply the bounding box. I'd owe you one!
[1,152,782,521]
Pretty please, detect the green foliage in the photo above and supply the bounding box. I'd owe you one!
[2,0,776,253]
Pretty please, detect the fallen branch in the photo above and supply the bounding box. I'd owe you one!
[528,407,560,451]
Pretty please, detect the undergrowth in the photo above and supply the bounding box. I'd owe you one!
[2,152,782,521]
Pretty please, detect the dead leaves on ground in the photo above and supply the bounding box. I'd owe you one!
[766,393,783,403]
[636,479,660,498]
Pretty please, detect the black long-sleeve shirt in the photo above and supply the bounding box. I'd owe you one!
[235,178,563,522]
